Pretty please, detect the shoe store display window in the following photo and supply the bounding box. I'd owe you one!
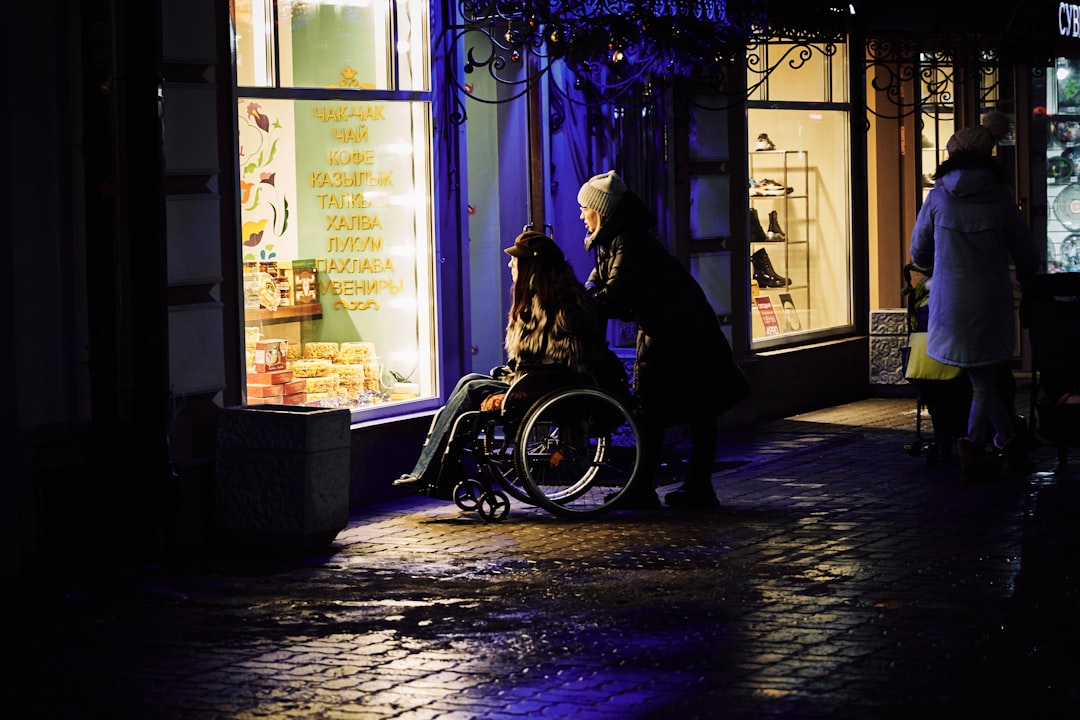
[233,0,438,420]
[746,38,854,347]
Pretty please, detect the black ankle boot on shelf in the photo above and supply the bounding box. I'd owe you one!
[767,210,786,241]
[749,207,770,243]
[751,248,790,288]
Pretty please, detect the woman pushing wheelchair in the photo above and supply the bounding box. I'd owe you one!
[394,230,616,499]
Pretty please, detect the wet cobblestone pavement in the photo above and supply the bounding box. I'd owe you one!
[4,395,1079,719]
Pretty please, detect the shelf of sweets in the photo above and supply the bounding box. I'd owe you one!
[245,304,322,323]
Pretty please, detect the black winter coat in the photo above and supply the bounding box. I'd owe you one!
[585,191,749,424]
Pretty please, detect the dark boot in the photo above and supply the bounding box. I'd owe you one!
[749,207,772,243]
[665,485,719,509]
[616,485,661,510]
[751,248,790,288]
[767,210,786,240]
[666,417,720,509]
[609,419,661,510]
[999,437,1035,477]
[957,438,996,482]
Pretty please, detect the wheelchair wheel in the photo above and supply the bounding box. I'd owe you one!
[514,387,640,518]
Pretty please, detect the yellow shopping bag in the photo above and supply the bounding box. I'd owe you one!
[904,333,964,382]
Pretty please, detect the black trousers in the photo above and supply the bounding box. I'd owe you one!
[635,412,718,495]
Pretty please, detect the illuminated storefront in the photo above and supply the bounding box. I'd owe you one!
[232,0,442,421]
[745,39,854,348]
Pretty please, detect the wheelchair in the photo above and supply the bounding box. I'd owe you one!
[433,366,642,522]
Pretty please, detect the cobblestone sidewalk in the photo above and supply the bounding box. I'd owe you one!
[2,396,1077,719]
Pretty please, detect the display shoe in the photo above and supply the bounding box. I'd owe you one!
[751,248,791,288]
[664,486,721,510]
[767,210,786,241]
[750,178,792,196]
[755,133,776,151]
[749,207,770,243]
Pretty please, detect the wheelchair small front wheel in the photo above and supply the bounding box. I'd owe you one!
[477,490,511,522]
[453,478,485,511]
[478,423,535,505]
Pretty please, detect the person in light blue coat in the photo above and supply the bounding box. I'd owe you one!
[909,125,1038,480]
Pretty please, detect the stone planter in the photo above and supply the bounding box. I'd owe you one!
[215,405,351,550]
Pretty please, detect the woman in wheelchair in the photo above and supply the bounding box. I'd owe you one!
[394,230,615,498]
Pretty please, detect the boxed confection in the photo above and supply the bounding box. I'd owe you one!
[281,392,309,405]
[242,269,261,309]
[338,341,376,364]
[290,359,332,378]
[303,341,339,361]
[254,338,288,372]
[247,368,294,385]
[280,259,319,306]
[247,383,284,399]
[281,378,307,395]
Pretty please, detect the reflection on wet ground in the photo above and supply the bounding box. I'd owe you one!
[3,396,1078,719]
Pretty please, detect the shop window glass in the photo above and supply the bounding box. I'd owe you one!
[233,0,429,91]
[234,1,437,418]
[1045,58,1080,273]
[747,39,853,347]
[749,40,849,105]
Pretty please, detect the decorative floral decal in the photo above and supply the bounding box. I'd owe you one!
[241,219,269,248]
[238,100,291,261]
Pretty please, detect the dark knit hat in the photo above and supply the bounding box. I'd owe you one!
[946,126,996,158]
[981,111,1011,143]
[504,230,564,262]
[577,170,626,217]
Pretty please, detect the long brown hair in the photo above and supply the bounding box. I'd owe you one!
[510,257,567,326]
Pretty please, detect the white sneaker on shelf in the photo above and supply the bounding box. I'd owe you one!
[751,178,792,196]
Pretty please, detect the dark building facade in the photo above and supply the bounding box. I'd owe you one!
[7,1,1074,576]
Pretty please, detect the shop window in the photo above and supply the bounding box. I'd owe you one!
[233,1,437,418]
[746,38,853,347]
[916,54,955,203]
[233,0,428,91]
[1045,57,1080,274]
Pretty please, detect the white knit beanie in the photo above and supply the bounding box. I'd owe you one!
[577,170,626,217]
